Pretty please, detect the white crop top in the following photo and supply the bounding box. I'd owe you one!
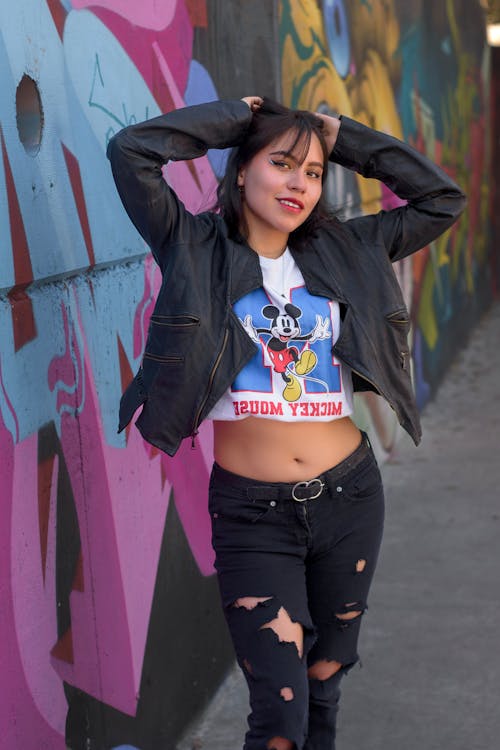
[207,248,354,422]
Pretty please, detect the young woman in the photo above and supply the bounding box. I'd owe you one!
[107,96,466,750]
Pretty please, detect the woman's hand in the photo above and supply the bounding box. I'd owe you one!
[241,96,263,112]
[314,112,341,153]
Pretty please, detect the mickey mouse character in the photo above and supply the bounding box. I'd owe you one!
[242,303,330,401]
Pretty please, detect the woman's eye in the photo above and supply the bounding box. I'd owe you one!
[269,159,290,169]
[307,171,322,179]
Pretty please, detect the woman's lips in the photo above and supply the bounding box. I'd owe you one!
[277,197,304,212]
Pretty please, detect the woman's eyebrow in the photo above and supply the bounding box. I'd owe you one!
[269,149,295,160]
[269,150,323,169]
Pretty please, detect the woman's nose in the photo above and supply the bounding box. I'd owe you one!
[287,169,306,191]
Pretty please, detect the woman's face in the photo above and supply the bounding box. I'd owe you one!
[237,130,324,256]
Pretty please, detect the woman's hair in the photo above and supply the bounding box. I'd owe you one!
[215,98,334,247]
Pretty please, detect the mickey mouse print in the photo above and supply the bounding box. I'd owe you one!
[208,249,355,423]
[241,301,330,402]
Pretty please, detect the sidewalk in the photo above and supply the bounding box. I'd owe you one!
[177,302,500,750]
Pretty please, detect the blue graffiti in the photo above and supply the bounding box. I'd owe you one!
[323,0,350,79]
[184,59,229,179]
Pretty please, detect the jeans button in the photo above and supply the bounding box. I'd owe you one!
[270,500,277,507]
[336,486,342,493]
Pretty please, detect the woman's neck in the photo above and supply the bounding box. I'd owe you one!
[241,202,290,258]
[253,246,287,259]
[245,230,289,259]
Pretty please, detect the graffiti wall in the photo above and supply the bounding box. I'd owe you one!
[0,1,493,749]
[0,1,278,749]
[280,0,492,456]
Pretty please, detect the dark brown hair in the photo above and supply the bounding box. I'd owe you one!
[215,98,334,247]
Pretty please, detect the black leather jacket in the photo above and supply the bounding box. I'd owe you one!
[107,99,466,456]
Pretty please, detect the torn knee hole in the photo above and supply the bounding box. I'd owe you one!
[232,596,273,610]
[334,601,364,626]
[335,610,362,621]
[266,736,294,750]
[356,558,366,572]
[308,659,343,681]
[260,606,304,659]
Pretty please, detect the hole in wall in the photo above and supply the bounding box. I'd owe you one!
[16,74,44,156]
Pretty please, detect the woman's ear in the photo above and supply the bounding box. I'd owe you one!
[237,168,245,187]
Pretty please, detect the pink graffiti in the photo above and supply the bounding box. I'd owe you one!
[6,273,214,725]
[380,182,407,211]
[1,412,66,749]
[71,0,178,31]
[10,435,68,731]
[42,297,211,715]
[86,0,194,110]
[49,364,169,714]
[132,254,157,359]
[8,335,213,725]
[3,0,217,738]
[84,0,218,214]
[48,303,85,414]
[466,117,485,265]
[130,258,216,577]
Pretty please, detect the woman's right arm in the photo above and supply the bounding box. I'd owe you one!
[106,99,253,269]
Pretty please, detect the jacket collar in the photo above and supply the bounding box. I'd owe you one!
[228,239,263,303]
[228,234,348,305]
[289,241,348,303]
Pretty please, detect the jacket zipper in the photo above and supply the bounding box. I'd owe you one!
[190,328,229,448]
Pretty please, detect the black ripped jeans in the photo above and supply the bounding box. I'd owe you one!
[209,433,385,750]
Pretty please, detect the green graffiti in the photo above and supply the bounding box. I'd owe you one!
[88,53,150,144]
[280,0,327,62]
[290,59,332,108]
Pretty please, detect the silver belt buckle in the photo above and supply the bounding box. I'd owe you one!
[291,478,325,502]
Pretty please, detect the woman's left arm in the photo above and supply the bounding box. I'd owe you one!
[319,114,467,262]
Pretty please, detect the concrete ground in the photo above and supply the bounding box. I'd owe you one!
[177,302,500,750]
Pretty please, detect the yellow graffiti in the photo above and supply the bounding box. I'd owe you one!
[415,0,488,347]
[278,0,489,450]
[280,0,404,215]
[279,0,408,454]
[280,0,352,113]
[280,0,488,355]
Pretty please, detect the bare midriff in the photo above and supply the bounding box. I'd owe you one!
[213,415,362,482]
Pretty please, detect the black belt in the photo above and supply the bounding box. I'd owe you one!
[245,433,372,503]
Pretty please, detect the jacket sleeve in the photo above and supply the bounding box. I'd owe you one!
[106,99,253,269]
[330,116,467,262]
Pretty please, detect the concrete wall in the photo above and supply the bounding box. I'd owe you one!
[0,2,494,749]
